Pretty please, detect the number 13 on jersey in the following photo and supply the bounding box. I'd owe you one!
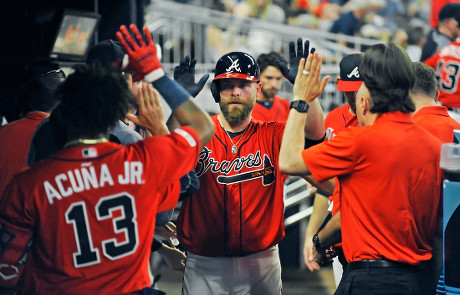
[65,193,139,268]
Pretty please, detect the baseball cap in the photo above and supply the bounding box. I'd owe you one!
[439,3,460,22]
[213,52,260,82]
[86,40,125,66]
[337,53,363,92]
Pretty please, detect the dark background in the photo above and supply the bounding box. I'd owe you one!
[1,0,148,122]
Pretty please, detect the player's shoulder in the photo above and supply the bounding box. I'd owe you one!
[325,105,348,125]
[274,95,290,106]
[250,118,285,130]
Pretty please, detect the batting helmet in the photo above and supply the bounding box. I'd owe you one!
[211,52,260,102]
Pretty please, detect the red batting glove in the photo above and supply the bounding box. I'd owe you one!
[116,24,165,82]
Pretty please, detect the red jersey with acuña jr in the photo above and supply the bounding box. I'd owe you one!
[177,115,286,257]
[0,126,200,294]
[424,39,460,108]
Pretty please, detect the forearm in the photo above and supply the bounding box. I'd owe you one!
[317,211,342,247]
[279,109,310,175]
[305,194,330,238]
[302,175,335,196]
[304,99,325,140]
[173,99,214,147]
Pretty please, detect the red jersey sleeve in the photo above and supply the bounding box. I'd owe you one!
[301,128,358,182]
[135,126,201,194]
[0,176,35,289]
[156,180,180,213]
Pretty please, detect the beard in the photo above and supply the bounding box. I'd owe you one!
[261,86,276,99]
[220,98,254,124]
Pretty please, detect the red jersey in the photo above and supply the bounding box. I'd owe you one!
[251,95,290,122]
[0,111,48,197]
[324,104,358,141]
[302,112,442,264]
[324,104,358,215]
[425,39,460,108]
[0,127,200,294]
[430,0,459,28]
[177,115,286,256]
[413,105,460,143]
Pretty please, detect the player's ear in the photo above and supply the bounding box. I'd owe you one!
[255,82,262,98]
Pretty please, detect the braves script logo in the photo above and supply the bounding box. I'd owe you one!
[196,147,275,186]
[226,57,241,72]
[347,67,360,79]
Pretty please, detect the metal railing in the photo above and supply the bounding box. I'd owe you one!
[145,0,381,114]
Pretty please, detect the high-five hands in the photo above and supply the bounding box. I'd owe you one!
[127,82,168,135]
[174,56,210,98]
[276,38,315,84]
[116,24,164,82]
[293,52,329,103]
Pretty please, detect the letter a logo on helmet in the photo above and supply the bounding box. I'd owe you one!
[226,57,241,72]
[213,52,260,82]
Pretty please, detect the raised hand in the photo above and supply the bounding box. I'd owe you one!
[174,56,210,98]
[116,24,164,82]
[293,52,329,103]
[127,82,168,135]
[276,38,315,84]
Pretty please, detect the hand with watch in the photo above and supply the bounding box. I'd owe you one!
[312,233,336,267]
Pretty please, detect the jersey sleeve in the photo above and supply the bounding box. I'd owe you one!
[0,177,35,289]
[156,180,181,213]
[301,128,358,182]
[136,126,201,193]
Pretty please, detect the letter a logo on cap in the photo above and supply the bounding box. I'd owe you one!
[347,67,360,79]
[226,57,241,72]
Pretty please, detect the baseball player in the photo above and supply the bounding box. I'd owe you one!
[25,40,194,276]
[0,24,214,294]
[251,51,291,122]
[176,41,326,295]
[0,69,65,197]
[280,43,442,295]
[412,62,460,142]
[424,8,460,109]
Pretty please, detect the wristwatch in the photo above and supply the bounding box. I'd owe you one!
[312,233,326,250]
[289,100,309,113]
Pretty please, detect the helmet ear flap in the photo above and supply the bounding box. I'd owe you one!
[211,81,220,103]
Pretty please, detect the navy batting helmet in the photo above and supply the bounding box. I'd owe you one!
[211,52,260,102]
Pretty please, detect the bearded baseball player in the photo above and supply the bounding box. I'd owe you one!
[176,40,327,294]
[0,24,213,294]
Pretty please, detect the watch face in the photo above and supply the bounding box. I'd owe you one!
[290,100,309,112]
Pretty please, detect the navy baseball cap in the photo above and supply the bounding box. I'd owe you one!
[86,40,125,66]
[337,53,363,92]
[439,3,460,22]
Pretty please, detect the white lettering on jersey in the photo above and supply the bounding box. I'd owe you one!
[100,164,115,187]
[45,181,63,204]
[196,147,263,176]
[174,128,197,147]
[347,67,360,79]
[44,162,142,204]
[226,57,241,72]
[118,161,143,184]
